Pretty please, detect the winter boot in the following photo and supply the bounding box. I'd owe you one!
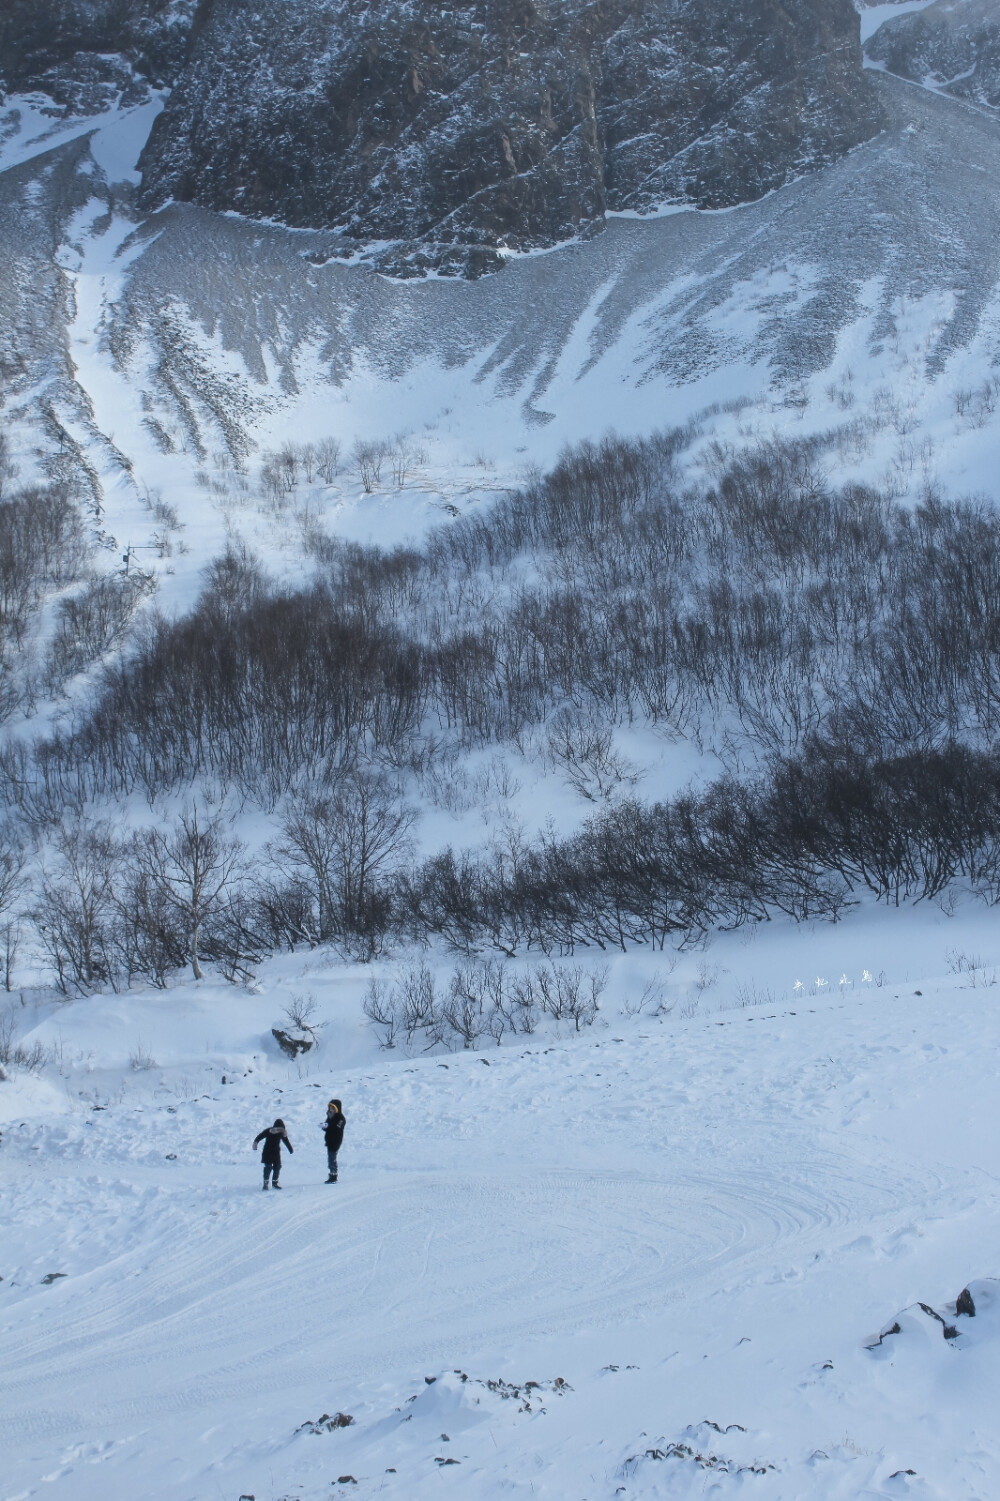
[326,1174,337,1184]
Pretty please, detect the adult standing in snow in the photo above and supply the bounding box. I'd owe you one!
[253,1118,293,1190]
[323,1099,346,1184]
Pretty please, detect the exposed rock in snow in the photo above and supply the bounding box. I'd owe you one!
[135,0,884,275]
[867,0,1000,113]
[0,1,196,115]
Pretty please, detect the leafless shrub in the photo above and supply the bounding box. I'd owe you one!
[46,570,156,687]
[362,977,402,1049]
[441,962,490,1049]
[507,972,540,1034]
[730,982,774,1010]
[315,437,342,483]
[944,948,996,987]
[621,966,677,1018]
[394,962,437,1046]
[547,707,637,801]
[283,993,323,1039]
[0,1005,46,1075]
[536,962,607,1030]
[129,1039,157,1071]
[354,439,388,493]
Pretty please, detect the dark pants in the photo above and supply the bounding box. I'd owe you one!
[326,1147,339,1180]
[263,1159,280,1186]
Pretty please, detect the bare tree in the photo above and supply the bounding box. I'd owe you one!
[34,819,118,994]
[354,439,387,494]
[137,806,245,980]
[0,431,19,502]
[315,437,342,483]
[270,786,342,943]
[391,433,420,488]
[272,771,415,954]
[0,825,27,992]
[299,442,317,484]
[362,977,403,1048]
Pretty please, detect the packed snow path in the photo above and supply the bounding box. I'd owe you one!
[2,981,998,1499]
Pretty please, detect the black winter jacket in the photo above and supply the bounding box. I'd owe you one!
[323,1112,346,1150]
[254,1125,293,1163]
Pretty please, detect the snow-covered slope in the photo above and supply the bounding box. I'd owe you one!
[3,15,1000,1500]
[5,65,1000,617]
[867,0,1000,113]
[3,946,1000,1500]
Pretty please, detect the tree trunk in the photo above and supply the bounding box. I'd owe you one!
[191,915,203,980]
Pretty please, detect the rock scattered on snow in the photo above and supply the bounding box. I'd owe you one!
[297,1411,355,1434]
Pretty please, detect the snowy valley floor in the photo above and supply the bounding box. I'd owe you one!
[2,932,999,1501]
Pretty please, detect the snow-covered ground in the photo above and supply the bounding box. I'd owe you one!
[3,911,999,1501]
[3,14,1000,1499]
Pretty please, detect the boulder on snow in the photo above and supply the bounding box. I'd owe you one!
[271,1027,313,1059]
[297,1411,354,1434]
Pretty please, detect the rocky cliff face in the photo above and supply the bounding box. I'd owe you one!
[134,0,883,276]
[0,1,196,114]
[867,0,1000,113]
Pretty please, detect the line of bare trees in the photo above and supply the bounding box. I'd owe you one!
[362,958,607,1051]
[0,766,415,994]
[393,741,1000,957]
[12,432,1000,822]
[6,740,1000,994]
[0,480,90,720]
[6,433,1000,991]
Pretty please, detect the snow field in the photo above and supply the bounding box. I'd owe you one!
[2,955,999,1500]
[2,22,1000,1500]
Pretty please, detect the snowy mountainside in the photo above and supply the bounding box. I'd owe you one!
[3,13,1000,1501]
[0,0,195,111]
[5,68,1000,590]
[867,0,1000,112]
[136,0,882,275]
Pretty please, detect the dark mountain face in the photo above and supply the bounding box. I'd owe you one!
[135,0,883,276]
[866,0,1000,113]
[0,0,196,114]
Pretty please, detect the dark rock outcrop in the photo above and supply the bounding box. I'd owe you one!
[136,0,883,275]
[0,1,196,114]
[867,0,1000,113]
[271,1026,313,1058]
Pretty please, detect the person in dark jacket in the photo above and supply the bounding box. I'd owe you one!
[253,1118,293,1189]
[322,1099,346,1184]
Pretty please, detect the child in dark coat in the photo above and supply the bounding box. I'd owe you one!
[322,1099,346,1183]
[253,1118,293,1189]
